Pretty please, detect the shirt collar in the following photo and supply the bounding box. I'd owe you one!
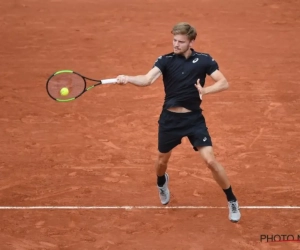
[174,48,196,59]
[190,48,196,56]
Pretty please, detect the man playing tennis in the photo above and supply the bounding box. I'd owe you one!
[116,22,241,222]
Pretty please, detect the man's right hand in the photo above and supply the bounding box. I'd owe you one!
[116,75,129,84]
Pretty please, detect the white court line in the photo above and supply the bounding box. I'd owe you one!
[0,206,299,210]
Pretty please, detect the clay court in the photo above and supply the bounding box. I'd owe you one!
[0,0,300,249]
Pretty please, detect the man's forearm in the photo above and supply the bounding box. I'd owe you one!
[203,79,229,95]
[128,75,151,87]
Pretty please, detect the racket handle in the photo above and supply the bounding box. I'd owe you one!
[101,78,117,84]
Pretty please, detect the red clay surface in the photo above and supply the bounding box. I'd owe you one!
[0,0,300,249]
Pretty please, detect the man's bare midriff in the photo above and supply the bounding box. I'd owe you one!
[167,107,192,113]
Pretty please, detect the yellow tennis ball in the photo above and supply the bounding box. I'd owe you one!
[60,87,69,96]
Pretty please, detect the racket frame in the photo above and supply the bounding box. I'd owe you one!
[46,70,116,102]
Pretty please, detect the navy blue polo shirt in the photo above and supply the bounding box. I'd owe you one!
[153,49,219,111]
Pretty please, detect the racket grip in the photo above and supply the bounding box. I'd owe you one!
[101,78,117,84]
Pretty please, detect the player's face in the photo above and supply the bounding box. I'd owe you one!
[173,34,193,55]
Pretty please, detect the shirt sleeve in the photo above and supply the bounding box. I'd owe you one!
[205,55,219,75]
[153,56,166,74]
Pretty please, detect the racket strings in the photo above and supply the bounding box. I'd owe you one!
[47,73,85,100]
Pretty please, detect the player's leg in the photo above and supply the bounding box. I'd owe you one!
[156,131,180,205]
[156,110,183,205]
[196,146,241,222]
[197,146,231,190]
[187,112,241,222]
[156,150,172,182]
[196,146,236,198]
[155,150,172,205]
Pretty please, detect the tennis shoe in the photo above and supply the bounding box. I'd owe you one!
[157,173,170,205]
[228,200,241,222]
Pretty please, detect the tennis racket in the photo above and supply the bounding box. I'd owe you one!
[46,70,117,102]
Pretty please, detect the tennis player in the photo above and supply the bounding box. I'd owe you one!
[116,22,241,222]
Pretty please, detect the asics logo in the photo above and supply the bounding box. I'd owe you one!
[192,58,199,63]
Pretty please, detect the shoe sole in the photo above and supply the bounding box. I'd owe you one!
[229,214,241,223]
[162,200,169,205]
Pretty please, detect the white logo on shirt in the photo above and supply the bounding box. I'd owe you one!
[192,58,199,63]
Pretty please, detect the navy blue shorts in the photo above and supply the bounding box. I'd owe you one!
[158,109,212,153]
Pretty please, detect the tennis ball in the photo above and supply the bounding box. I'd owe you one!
[60,87,69,96]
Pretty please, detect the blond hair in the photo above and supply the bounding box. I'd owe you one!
[171,22,197,41]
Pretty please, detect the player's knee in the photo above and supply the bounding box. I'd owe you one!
[156,153,170,168]
[205,158,219,172]
[157,157,168,168]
